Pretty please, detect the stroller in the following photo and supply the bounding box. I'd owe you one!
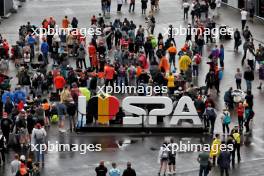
[232,89,246,104]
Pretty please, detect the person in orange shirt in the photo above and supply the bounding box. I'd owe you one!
[104,63,115,89]
[62,16,70,28]
[54,72,66,93]
[159,55,170,73]
[167,43,177,71]
[88,42,97,69]
[42,99,50,126]
[136,65,143,78]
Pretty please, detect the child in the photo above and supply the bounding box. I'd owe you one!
[32,163,40,176]
[234,68,242,89]
[26,158,33,175]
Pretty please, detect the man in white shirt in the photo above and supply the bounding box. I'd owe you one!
[182,0,190,20]
[241,9,248,30]
[10,154,21,176]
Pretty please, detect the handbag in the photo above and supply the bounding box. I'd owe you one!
[238,39,242,46]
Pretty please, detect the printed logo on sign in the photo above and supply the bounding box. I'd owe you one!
[80,95,202,127]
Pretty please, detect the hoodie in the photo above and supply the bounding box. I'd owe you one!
[109,168,121,176]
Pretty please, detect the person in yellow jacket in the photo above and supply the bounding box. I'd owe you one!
[179,54,192,72]
[167,72,175,95]
[232,129,241,163]
[210,134,221,165]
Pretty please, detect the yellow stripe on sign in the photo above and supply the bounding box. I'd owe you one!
[98,96,109,124]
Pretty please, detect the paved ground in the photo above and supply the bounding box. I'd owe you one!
[1,0,264,175]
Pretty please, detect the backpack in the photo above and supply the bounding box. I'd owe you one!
[33,73,42,87]
[243,30,250,39]
[21,75,30,85]
[223,113,231,124]
[36,73,43,83]
[195,54,202,64]
[34,129,45,143]
[51,115,59,123]
[0,135,6,149]
[135,35,143,45]
[28,36,35,45]
[38,54,43,62]
[248,110,255,120]
[207,109,216,119]
[161,150,169,159]
[128,67,136,79]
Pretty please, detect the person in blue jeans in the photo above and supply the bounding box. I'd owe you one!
[109,162,121,176]
[243,66,254,91]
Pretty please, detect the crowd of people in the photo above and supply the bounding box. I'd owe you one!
[0,0,263,175]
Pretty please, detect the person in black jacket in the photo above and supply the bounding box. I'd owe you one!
[66,102,77,132]
[243,67,254,91]
[224,87,234,110]
[122,162,136,176]
[245,90,254,109]
[205,70,215,95]
[0,131,7,165]
[4,96,14,116]
[144,37,154,62]
[234,28,241,52]
[95,160,108,176]
[71,17,78,28]
[194,95,206,126]
[217,144,231,176]
[226,135,235,168]
[0,115,13,144]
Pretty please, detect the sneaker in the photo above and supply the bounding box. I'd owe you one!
[257,86,261,89]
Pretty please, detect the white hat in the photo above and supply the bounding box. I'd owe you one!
[20,155,26,161]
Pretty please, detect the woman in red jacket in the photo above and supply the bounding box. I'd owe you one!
[236,102,245,131]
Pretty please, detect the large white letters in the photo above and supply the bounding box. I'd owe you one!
[122,96,202,126]
[122,96,173,125]
[170,96,202,125]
